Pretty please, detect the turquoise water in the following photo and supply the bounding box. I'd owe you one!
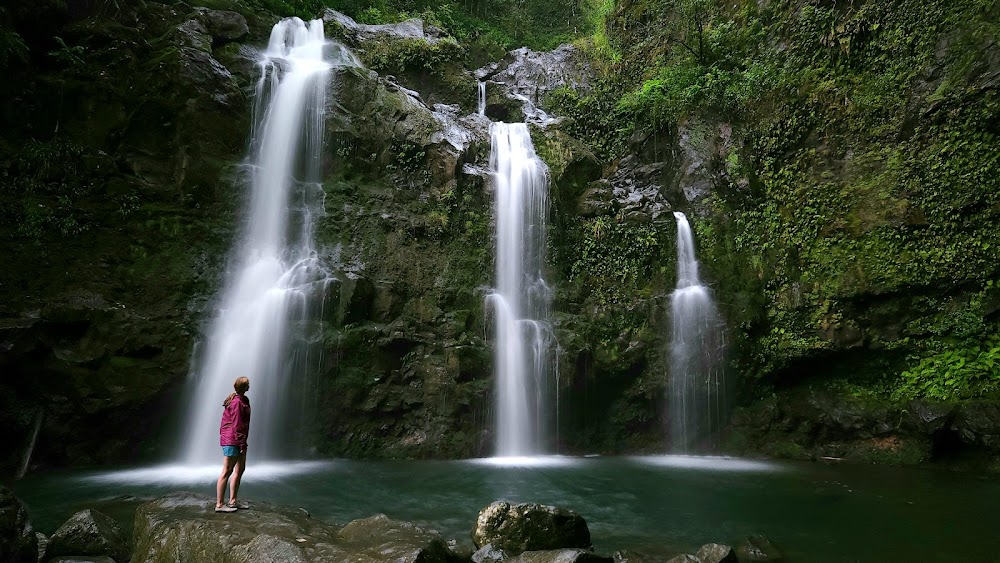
[11,456,998,562]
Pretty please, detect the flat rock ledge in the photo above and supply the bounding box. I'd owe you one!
[132,491,464,563]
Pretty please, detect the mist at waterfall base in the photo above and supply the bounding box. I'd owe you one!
[485,121,555,458]
[181,18,342,465]
[668,212,727,453]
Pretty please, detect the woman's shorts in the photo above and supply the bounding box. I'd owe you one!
[222,445,240,457]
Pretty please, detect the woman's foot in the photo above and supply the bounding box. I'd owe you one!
[214,504,237,513]
[228,500,249,509]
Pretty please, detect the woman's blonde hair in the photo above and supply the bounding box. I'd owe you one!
[224,377,251,407]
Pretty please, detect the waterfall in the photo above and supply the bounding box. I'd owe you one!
[16,409,43,479]
[181,18,337,464]
[486,122,553,457]
[477,81,486,116]
[668,211,725,453]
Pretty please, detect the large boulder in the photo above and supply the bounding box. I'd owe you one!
[0,487,37,563]
[45,509,128,563]
[472,501,592,556]
[132,492,463,562]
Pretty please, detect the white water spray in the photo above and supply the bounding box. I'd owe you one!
[182,18,339,463]
[477,81,486,116]
[486,122,553,457]
[669,211,725,453]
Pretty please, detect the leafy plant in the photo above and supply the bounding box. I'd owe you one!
[892,338,1000,401]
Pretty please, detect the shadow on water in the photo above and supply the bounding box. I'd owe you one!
[11,456,998,561]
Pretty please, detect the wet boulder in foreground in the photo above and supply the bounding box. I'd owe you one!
[0,486,37,563]
[45,508,129,563]
[472,501,592,556]
[131,492,463,562]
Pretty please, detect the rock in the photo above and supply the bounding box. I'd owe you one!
[47,557,116,563]
[508,549,613,563]
[694,543,738,563]
[131,492,463,562]
[953,401,1000,448]
[735,534,784,562]
[0,487,37,563]
[611,550,647,563]
[35,532,47,562]
[665,555,699,563]
[45,509,128,563]
[472,543,508,563]
[323,10,443,46]
[176,19,213,52]
[195,9,249,43]
[905,401,956,434]
[337,513,464,562]
[478,45,593,118]
[472,501,592,555]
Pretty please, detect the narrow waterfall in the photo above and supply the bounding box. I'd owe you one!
[182,18,335,464]
[16,409,43,479]
[477,81,486,116]
[668,211,725,453]
[487,122,553,457]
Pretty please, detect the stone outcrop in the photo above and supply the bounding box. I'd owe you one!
[472,501,592,556]
[726,389,1000,464]
[0,486,37,563]
[132,492,465,563]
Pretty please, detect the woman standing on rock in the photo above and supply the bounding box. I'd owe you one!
[216,376,251,513]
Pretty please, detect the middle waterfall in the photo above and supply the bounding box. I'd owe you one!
[486,122,554,458]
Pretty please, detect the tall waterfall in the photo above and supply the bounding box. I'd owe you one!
[182,18,334,464]
[668,211,725,453]
[486,123,553,457]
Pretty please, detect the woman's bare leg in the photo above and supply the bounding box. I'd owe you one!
[229,449,247,504]
[216,456,237,507]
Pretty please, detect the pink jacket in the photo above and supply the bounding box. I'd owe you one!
[219,393,251,448]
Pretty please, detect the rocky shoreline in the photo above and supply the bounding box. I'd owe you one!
[1,486,782,563]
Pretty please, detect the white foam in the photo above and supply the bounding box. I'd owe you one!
[628,455,784,472]
[465,455,582,468]
[77,461,335,485]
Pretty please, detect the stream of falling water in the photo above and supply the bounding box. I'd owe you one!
[182,18,340,463]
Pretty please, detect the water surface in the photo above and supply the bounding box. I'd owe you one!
[12,456,996,562]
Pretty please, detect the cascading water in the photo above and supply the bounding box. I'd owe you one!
[668,211,725,453]
[182,18,338,464]
[486,122,553,458]
[477,81,486,116]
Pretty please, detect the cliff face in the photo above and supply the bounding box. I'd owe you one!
[0,0,997,473]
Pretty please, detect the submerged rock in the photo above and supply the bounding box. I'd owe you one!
[45,509,128,563]
[472,501,592,556]
[735,534,784,562]
[131,492,463,562]
[0,487,37,563]
[509,549,613,563]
